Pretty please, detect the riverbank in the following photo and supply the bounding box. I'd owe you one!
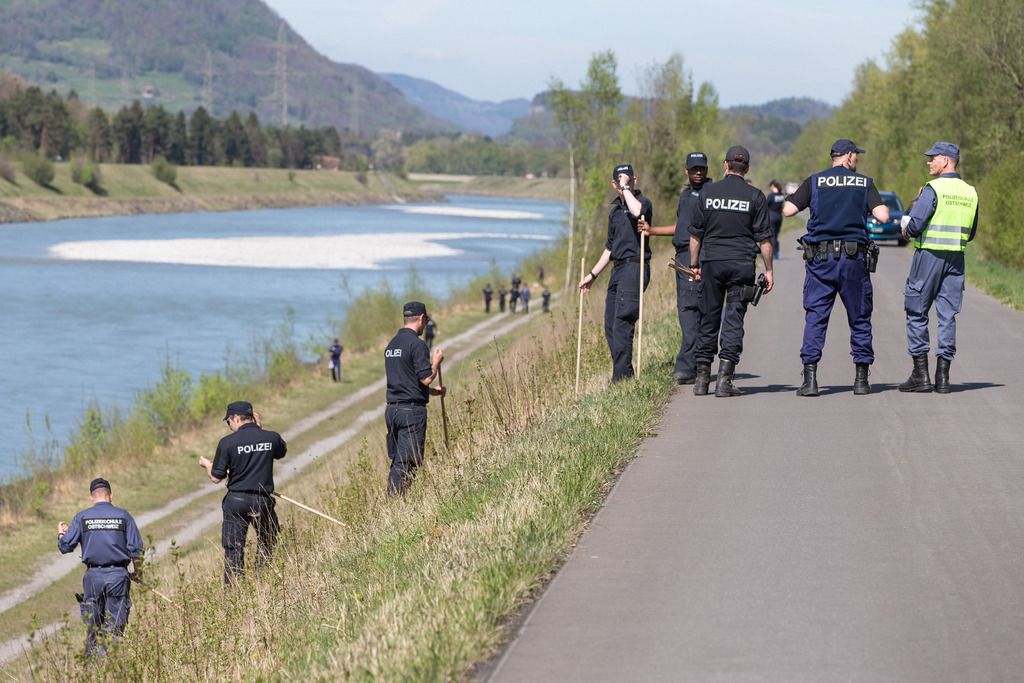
[0,165,433,223]
[408,172,570,202]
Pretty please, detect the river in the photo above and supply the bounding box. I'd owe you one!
[0,194,566,478]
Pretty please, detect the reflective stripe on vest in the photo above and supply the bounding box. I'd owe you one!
[915,177,978,252]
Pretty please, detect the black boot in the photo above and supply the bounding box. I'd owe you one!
[853,363,871,395]
[693,363,711,396]
[796,363,819,397]
[714,360,743,397]
[934,357,951,394]
[674,371,695,385]
[898,354,932,392]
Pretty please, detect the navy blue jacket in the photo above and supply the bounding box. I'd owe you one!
[789,166,882,243]
[58,501,144,566]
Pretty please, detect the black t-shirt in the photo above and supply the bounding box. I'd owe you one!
[606,190,654,261]
[211,422,288,493]
[689,175,771,262]
[385,327,431,405]
[673,178,710,251]
[766,191,785,221]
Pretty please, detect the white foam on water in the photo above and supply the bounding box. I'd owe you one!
[387,206,545,220]
[48,231,553,270]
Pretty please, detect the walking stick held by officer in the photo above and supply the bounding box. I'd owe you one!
[575,256,586,396]
[638,229,646,376]
[437,360,450,450]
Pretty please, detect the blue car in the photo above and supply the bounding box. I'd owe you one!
[867,191,907,246]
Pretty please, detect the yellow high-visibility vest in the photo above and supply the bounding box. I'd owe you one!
[915,177,978,252]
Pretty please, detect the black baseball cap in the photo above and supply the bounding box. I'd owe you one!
[90,477,111,493]
[830,139,866,156]
[223,401,254,420]
[612,164,634,180]
[686,152,708,169]
[403,301,427,317]
[725,145,750,164]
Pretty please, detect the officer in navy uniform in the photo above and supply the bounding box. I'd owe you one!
[639,151,711,384]
[483,283,494,313]
[766,180,785,258]
[58,477,144,657]
[579,163,653,382]
[783,139,889,396]
[384,301,445,495]
[198,401,287,584]
[689,146,774,397]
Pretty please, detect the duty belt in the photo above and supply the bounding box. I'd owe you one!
[802,239,866,260]
[387,401,426,407]
[613,256,642,265]
[87,562,129,569]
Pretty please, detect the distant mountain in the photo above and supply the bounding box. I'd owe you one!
[723,97,835,160]
[503,92,563,147]
[0,0,451,134]
[382,74,530,137]
[726,97,834,126]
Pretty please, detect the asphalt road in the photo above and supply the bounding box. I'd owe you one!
[490,245,1024,682]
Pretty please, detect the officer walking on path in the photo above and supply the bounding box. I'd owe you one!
[689,146,774,397]
[520,284,530,313]
[498,285,507,313]
[639,151,711,384]
[198,402,287,584]
[579,163,653,382]
[542,287,551,313]
[898,141,979,394]
[766,180,786,259]
[384,301,445,495]
[483,283,493,313]
[328,338,343,383]
[58,477,144,657]
[424,316,438,350]
[782,139,889,396]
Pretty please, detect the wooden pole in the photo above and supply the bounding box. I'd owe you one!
[272,492,347,528]
[637,232,646,376]
[575,257,585,396]
[437,362,450,450]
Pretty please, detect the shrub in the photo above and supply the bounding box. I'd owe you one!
[189,371,235,422]
[978,151,1024,269]
[70,158,103,192]
[137,363,193,437]
[0,156,15,183]
[22,155,55,187]
[151,155,178,186]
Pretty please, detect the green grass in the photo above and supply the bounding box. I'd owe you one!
[967,249,1024,310]
[6,244,681,679]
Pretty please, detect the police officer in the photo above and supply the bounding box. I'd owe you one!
[58,477,144,657]
[542,287,551,313]
[782,139,889,396]
[498,285,507,313]
[198,401,287,584]
[898,141,979,394]
[483,283,493,313]
[424,316,438,350]
[328,338,343,383]
[639,151,711,384]
[766,180,785,258]
[579,163,653,382]
[384,301,445,495]
[520,284,530,313]
[509,282,520,313]
[690,146,774,396]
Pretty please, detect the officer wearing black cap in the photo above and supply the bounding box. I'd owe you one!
[690,145,774,396]
[384,301,445,495]
[198,401,287,584]
[639,151,711,384]
[58,477,144,657]
[579,163,653,381]
[783,139,888,396]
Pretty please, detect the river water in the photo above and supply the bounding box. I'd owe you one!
[0,194,566,478]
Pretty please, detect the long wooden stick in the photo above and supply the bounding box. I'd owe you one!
[575,257,585,396]
[135,579,183,611]
[272,491,347,528]
[637,232,646,376]
[437,362,450,450]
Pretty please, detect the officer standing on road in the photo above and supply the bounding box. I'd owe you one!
[579,163,653,382]
[689,146,774,397]
[898,141,979,394]
[782,139,889,396]
[58,477,144,657]
[483,283,494,313]
[198,402,287,584]
[639,151,711,384]
[384,301,445,495]
[766,180,786,259]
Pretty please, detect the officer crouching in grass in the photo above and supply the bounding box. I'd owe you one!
[198,402,287,584]
[690,146,774,396]
[579,163,653,382]
[58,477,144,657]
[384,301,445,495]
[783,139,888,396]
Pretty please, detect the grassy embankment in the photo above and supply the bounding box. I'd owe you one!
[407,172,569,202]
[8,241,680,679]
[0,164,432,222]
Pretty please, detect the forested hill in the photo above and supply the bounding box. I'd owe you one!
[0,0,451,134]
[382,74,530,137]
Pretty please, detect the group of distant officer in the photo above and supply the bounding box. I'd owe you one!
[483,276,551,315]
[578,138,977,397]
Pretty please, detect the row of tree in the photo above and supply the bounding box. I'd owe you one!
[777,0,1024,268]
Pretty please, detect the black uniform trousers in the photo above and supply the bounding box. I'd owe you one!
[221,491,279,584]
[696,259,756,365]
[80,566,131,656]
[604,261,651,382]
[385,403,427,495]
[673,249,701,379]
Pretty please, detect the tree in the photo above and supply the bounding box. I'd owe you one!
[141,105,172,163]
[84,107,112,162]
[244,112,266,167]
[188,106,216,165]
[112,101,145,163]
[166,111,188,165]
[220,110,249,166]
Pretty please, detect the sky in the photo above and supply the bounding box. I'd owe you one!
[262,0,921,108]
